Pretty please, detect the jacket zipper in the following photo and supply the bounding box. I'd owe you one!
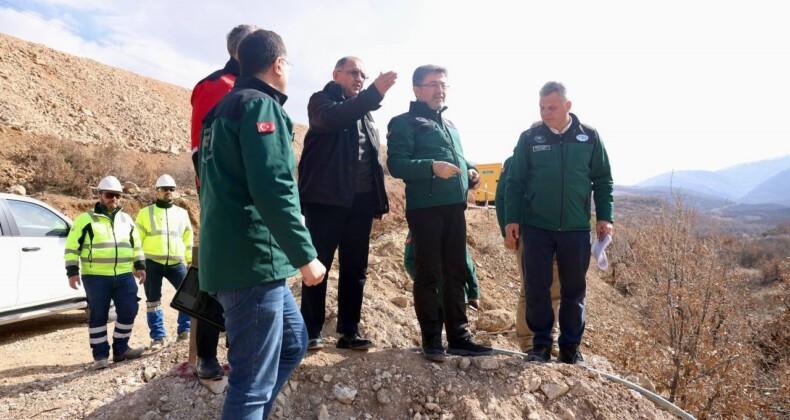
[559,133,565,231]
[439,120,464,201]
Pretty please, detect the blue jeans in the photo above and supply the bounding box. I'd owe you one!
[214,280,308,420]
[82,273,139,360]
[521,225,591,348]
[143,260,190,339]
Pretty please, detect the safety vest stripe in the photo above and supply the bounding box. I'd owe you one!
[91,242,132,250]
[148,230,182,237]
[145,254,185,262]
[147,205,157,232]
[65,249,80,255]
[81,257,134,264]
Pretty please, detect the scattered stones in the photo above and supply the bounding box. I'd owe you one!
[317,404,330,420]
[472,357,499,370]
[390,296,409,308]
[458,358,471,370]
[540,382,570,400]
[333,383,357,405]
[376,388,391,404]
[474,309,513,332]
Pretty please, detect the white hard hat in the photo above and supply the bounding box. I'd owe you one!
[155,174,177,189]
[97,176,123,193]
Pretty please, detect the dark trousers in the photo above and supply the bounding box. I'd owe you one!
[521,225,591,348]
[301,192,375,338]
[82,273,139,360]
[406,203,471,345]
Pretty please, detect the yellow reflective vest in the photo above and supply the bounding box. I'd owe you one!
[64,206,145,276]
[135,203,193,266]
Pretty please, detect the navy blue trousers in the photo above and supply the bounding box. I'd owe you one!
[521,225,590,348]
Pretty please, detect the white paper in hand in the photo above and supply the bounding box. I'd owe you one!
[592,234,612,270]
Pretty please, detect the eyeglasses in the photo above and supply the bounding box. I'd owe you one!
[159,187,175,192]
[338,69,369,80]
[279,57,294,69]
[417,82,450,90]
[102,192,121,199]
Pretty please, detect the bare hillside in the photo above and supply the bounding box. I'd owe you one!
[0,33,681,419]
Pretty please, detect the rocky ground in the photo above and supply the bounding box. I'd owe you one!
[0,33,680,419]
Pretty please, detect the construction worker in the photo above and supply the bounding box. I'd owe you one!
[136,174,194,349]
[65,176,146,370]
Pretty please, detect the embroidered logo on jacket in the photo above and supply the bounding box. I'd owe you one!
[576,134,589,142]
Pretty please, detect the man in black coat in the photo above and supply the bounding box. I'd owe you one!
[298,57,396,350]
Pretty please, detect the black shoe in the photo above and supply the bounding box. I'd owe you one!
[447,338,493,357]
[197,357,225,379]
[526,345,552,362]
[336,333,375,350]
[307,336,324,350]
[422,336,447,362]
[557,346,584,365]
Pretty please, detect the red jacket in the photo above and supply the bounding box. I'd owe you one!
[190,58,240,152]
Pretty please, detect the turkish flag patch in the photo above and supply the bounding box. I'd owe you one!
[256,121,275,133]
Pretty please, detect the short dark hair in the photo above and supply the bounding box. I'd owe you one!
[412,64,447,86]
[334,56,361,70]
[539,81,568,101]
[226,24,257,56]
[238,30,287,76]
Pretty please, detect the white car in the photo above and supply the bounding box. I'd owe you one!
[0,193,88,326]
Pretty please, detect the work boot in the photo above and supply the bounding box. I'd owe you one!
[526,345,551,363]
[197,357,225,380]
[307,335,324,351]
[150,338,166,351]
[177,330,190,342]
[92,358,109,370]
[447,337,493,357]
[336,333,375,350]
[422,336,446,363]
[114,347,145,362]
[557,345,584,365]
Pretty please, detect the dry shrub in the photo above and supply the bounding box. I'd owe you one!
[611,194,764,418]
[19,140,195,197]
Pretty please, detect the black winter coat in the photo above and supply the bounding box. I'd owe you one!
[298,81,389,216]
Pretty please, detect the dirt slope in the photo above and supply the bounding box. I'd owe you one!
[0,33,676,419]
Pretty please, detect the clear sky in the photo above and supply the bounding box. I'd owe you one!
[2,0,789,185]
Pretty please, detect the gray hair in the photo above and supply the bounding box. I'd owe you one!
[227,24,258,56]
[412,64,447,86]
[334,56,361,69]
[539,81,568,101]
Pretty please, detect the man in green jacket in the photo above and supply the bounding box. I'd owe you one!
[504,81,613,365]
[197,29,326,419]
[387,64,492,362]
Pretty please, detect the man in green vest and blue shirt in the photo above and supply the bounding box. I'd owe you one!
[135,174,194,350]
[65,176,147,370]
[387,64,493,362]
[197,29,326,419]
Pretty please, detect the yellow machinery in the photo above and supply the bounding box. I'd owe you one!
[473,162,502,205]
